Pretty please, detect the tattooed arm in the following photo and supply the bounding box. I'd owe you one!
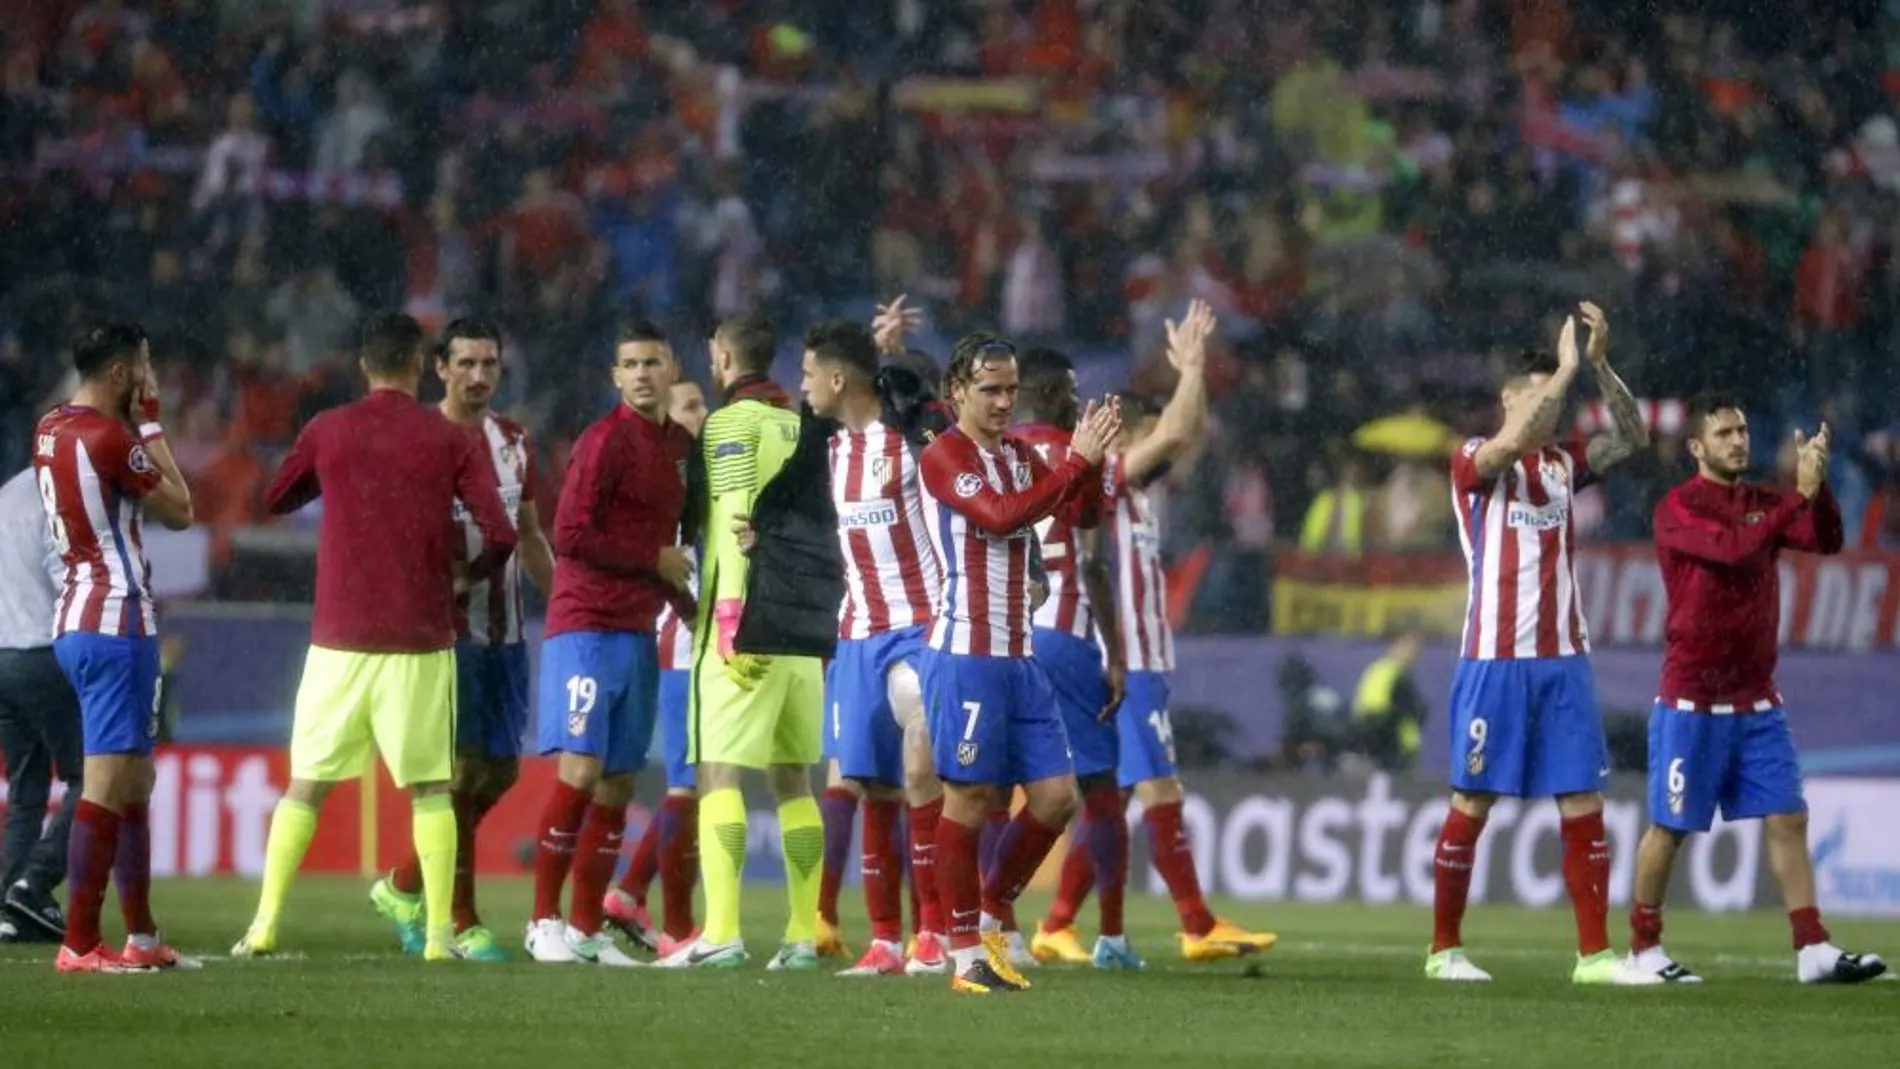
[1578,300,1650,474]
[1584,360,1650,473]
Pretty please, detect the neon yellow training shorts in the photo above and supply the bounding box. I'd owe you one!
[289,645,454,787]
[689,652,824,769]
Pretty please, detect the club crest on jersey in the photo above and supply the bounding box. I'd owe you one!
[568,711,588,737]
[1465,750,1485,776]
[498,440,524,476]
[676,459,688,486]
[870,456,891,488]
[957,741,979,767]
[127,444,155,475]
[1012,462,1031,486]
[1744,511,1765,526]
[954,472,984,498]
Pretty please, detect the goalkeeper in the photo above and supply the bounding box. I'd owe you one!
[660,315,844,970]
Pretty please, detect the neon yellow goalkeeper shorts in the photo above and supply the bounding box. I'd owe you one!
[688,651,824,770]
[289,645,454,787]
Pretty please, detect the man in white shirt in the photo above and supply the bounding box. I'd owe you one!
[0,466,83,942]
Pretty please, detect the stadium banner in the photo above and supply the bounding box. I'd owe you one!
[158,610,1900,774]
[9,755,1897,916]
[1270,550,1468,639]
[1277,545,1900,653]
[1574,544,1900,653]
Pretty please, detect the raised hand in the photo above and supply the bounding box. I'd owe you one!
[1069,396,1124,465]
[873,294,925,356]
[1578,301,1610,366]
[1164,298,1217,371]
[1794,423,1831,499]
[1556,314,1580,373]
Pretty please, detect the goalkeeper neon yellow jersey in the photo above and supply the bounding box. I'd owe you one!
[696,396,801,651]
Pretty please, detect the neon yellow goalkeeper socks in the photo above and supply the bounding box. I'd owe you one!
[699,788,748,945]
[254,798,318,931]
[411,792,456,941]
[778,795,823,945]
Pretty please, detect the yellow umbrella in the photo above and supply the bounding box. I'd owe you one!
[1352,412,1458,458]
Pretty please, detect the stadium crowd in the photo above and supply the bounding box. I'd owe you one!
[4,0,1900,633]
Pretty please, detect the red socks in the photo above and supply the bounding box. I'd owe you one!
[620,811,663,905]
[1560,811,1611,956]
[1790,906,1830,950]
[451,793,486,931]
[1144,801,1215,937]
[568,803,627,935]
[818,786,858,927]
[1629,902,1663,953]
[863,799,904,942]
[981,810,1063,927]
[935,815,983,951]
[1431,807,1483,953]
[909,799,943,935]
[656,795,700,940]
[64,800,121,955]
[531,780,590,921]
[391,853,423,896]
[1044,835,1094,932]
[114,802,154,936]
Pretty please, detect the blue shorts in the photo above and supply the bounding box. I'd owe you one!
[1115,670,1177,790]
[1648,704,1804,833]
[657,669,694,790]
[920,648,1072,788]
[827,626,926,786]
[53,633,161,757]
[1034,629,1116,780]
[536,631,658,776]
[455,641,530,758]
[1448,656,1608,799]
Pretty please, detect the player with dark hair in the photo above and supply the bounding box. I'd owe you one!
[34,321,195,972]
[1428,302,1651,984]
[919,331,1120,994]
[1003,342,1125,971]
[1623,394,1885,984]
[665,313,846,970]
[1031,300,1275,966]
[605,377,710,958]
[802,318,953,976]
[368,317,554,962]
[237,311,517,962]
[524,320,695,966]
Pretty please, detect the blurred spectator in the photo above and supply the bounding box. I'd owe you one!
[1300,454,1369,556]
[0,0,1895,638]
[1345,632,1426,773]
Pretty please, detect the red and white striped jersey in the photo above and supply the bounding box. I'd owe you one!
[32,406,163,639]
[1451,438,1595,660]
[1105,454,1174,671]
[830,420,941,638]
[919,427,1095,658]
[656,549,696,670]
[455,414,535,647]
[1015,422,1101,640]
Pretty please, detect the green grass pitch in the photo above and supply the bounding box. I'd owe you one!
[2,878,1897,1068]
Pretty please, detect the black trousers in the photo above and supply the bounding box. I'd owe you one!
[0,647,83,894]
